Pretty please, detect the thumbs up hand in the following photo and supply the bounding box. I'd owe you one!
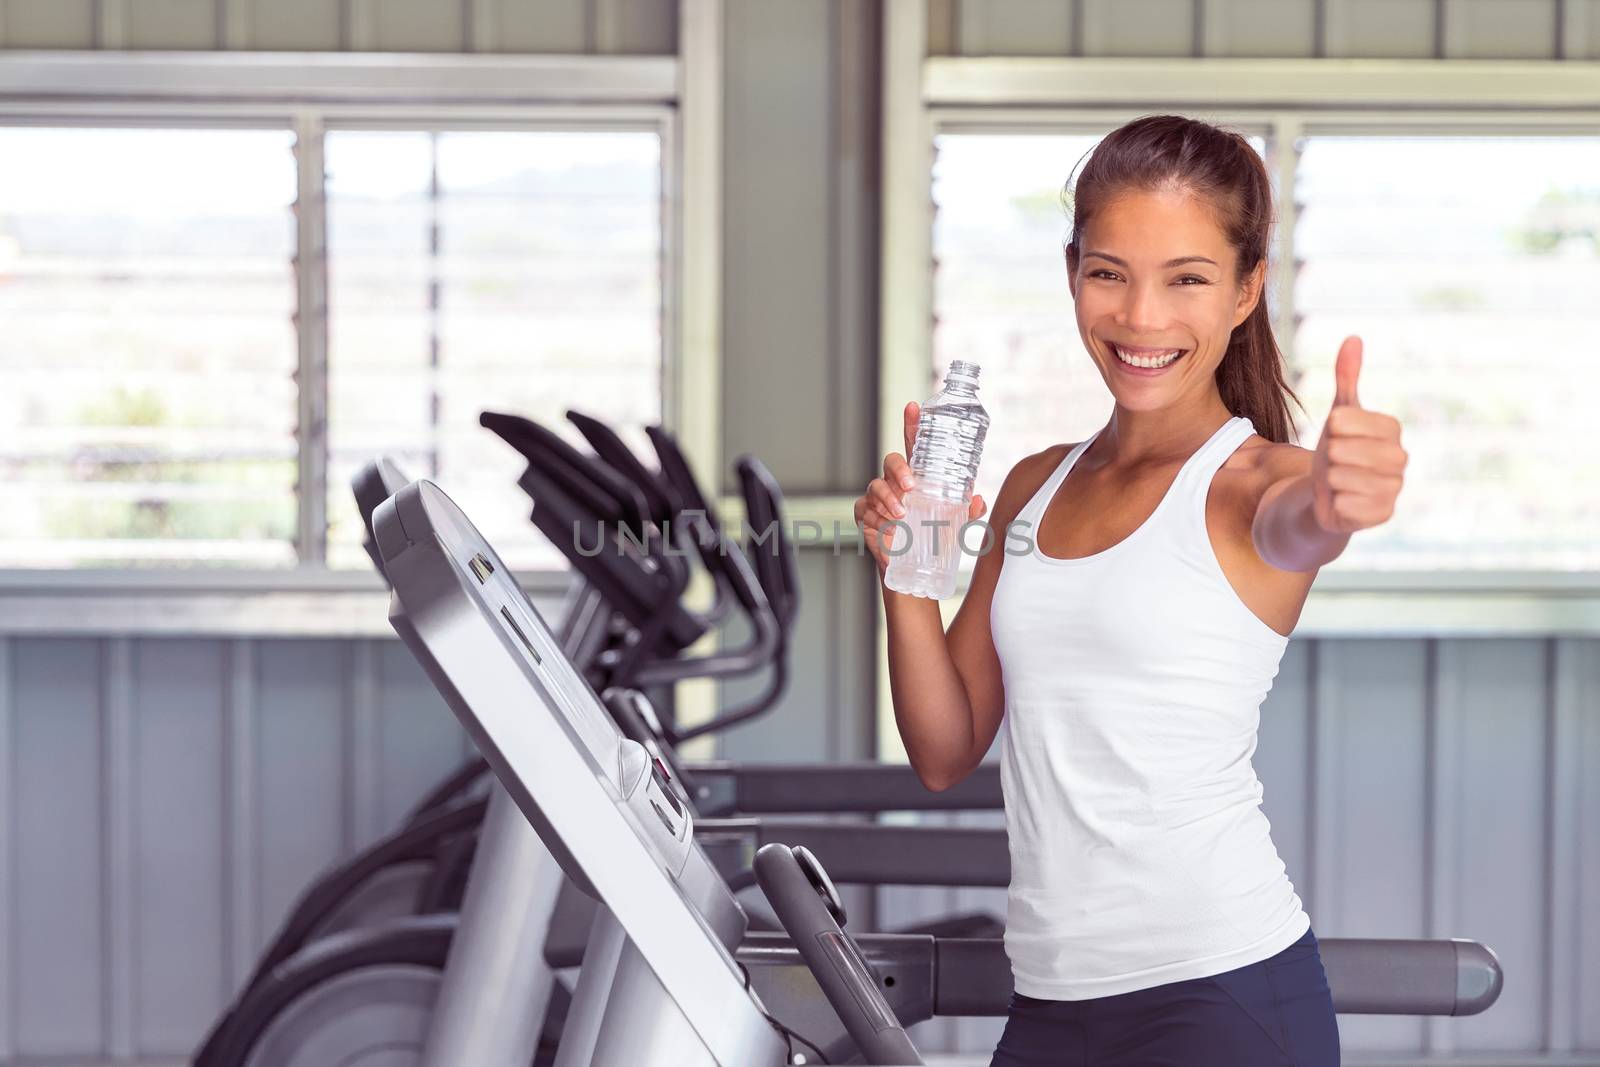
[1310,336,1408,535]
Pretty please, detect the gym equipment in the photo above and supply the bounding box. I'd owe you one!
[375,476,1502,1064]
[197,432,1012,1066]
[200,417,1503,1065]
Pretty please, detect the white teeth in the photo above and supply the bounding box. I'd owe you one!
[1114,345,1182,369]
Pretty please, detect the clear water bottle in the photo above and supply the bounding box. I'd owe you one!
[884,360,990,600]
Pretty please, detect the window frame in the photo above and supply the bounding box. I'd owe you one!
[0,51,696,630]
[881,38,1600,636]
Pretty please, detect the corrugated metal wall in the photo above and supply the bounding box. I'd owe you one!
[0,633,477,1059]
[1,627,1596,1061]
[926,0,1600,60]
[0,0,677,54]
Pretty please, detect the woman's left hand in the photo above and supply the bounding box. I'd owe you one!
[1310,336,1408,535]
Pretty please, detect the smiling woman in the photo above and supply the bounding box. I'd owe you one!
[863,114,1365,1067]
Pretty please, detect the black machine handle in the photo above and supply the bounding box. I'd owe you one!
[700,818,1011,888]
[624,534,782,697]
[565,409,681,523]
[479,411,652,538]
[568,409,733,628]
[684,761,1003,816]
[624,426,792,739]
[645,422,725,535]
[482,410,781,695]
[754,843,923,1065]
[480,413,704,666]
[734,452,800,631]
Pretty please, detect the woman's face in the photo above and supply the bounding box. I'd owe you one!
[1067,185,1263,414]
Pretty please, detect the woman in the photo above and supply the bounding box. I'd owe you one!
[853,115,1407,1065]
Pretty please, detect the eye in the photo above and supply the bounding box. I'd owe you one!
[1173,275,1209,285]
[1087,269,1121,281]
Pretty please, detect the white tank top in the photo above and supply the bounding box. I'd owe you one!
[989,414,1310,1000]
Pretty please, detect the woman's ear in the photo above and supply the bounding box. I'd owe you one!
[1232,259,1266,327]
[1064,243,1078,300]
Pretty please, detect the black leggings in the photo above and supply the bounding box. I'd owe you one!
[989,927,1340,1066]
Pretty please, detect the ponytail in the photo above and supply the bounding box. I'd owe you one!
[1218,294,1299,444]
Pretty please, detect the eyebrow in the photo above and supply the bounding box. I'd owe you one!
[1083,251,1220,269]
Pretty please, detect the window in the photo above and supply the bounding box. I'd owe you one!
[0,122,666,570]
[322,129,664,570]
[1294,134,1600,569]
[0,127,299,567]
[929,126,1600,571]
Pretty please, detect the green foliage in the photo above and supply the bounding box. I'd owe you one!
[1413,285,1486,311]
[81,386,167,428]
[1010,188,1069,230]
[1509,185,1600,256]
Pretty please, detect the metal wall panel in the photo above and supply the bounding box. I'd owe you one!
[252,639,349,975]
[604,0,677,53]
[721,0,836,492]
[131,639,228,1050]
[375,639,471,827]
[1201,0,1317,56]
[12,639,105,1056]
[124,0,217,49]
[957,0,1077,56]
[491,0,588,52]
[0,0,96,48]
[358,0,467,52]
[240,0,343,50]
[719,0,878,495]
[931,0,1579,59]
[1320,639,1432,1052]
[1445,639,1549,1052]
[1574,639,1600,1050]
[1325,0,1441,57]
[1081,0,1198,56]
[1444,0,1561,57]
[0,0,676,53]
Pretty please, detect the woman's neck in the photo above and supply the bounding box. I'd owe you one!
[1095,390,1235,467]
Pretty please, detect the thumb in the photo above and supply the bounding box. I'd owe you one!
[903,401,921,458]
[1333,335,1363,409]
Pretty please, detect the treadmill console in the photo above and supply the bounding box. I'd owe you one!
[376,480,700,883]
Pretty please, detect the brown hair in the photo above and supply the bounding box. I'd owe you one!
[1064,114,1302,443]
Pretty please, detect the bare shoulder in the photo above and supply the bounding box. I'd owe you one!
[990,444,1073,527]
[1224,435,1313,500]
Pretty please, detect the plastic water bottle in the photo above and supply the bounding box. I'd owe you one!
[884,360,990,600]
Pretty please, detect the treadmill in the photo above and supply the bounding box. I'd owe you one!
[376,477,1504,1065]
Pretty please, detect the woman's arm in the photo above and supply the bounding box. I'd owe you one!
[881,450,1058,790]
[1253,336,1408,572]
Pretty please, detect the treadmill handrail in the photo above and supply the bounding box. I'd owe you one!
[684,761,1003,814]
[567,408,734,629]
[698,817,1011,887]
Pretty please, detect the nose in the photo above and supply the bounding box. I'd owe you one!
[1114,278,1166,335]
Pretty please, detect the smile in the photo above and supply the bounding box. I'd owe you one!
[1112,345,1188,370]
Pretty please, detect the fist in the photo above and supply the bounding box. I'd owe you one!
[1311,336,1408,535]
[852,400,987,575]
